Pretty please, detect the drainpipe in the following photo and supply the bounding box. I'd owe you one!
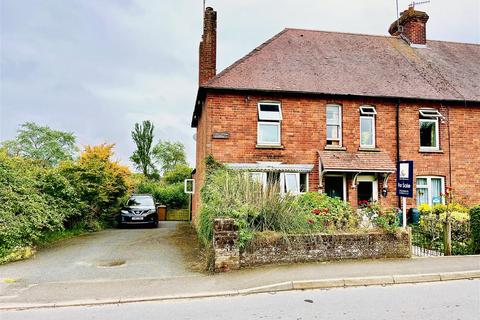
[396,100,401,208]
[447,104,453,188]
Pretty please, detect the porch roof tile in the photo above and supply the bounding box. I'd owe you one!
[318,150,395,172]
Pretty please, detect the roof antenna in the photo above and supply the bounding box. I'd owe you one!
[396,0,400,32]
[202,0,205,29]
[409,1,431,9]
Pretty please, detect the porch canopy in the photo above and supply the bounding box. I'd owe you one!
[318,150,395,187]
[226,162,314,173]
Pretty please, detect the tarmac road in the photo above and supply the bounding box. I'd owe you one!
[0,222,202,284]
[2,279,479,320]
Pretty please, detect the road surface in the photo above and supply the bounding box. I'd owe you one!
[3,279,479,320]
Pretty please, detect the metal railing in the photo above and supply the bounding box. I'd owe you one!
[411,225,444,256]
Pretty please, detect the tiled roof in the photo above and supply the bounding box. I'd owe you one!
[318,150,395,172]
[204,29,480,102]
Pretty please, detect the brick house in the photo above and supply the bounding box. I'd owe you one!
[191,6,480,223]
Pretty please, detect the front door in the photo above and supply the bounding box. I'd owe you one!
[357,175,378,203]
[325,176,345,200]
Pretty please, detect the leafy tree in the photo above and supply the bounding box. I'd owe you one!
[130,121,156,177]
[163,164,192,185]
[153,140,188,174]
[60,144,132,222]
[2,122,76,166]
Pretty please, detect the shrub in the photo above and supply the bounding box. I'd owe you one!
[135,180,188,209]
[297,192,359,232]
[199,168,309,247]
[198,163,360,248]
[470,205,480,254]
[357,202,399,233]
[59,144,132,224]
[0,144,132,261]
[419,210,472,255]
[0,151,75,257]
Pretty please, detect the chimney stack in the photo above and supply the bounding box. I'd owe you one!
[389,7,429,47]
[199,7,217,86]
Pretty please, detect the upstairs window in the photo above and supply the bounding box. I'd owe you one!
[257,102,282,146]
[419,109,441,150]
[360,105,376,148]
[326,104,342,146]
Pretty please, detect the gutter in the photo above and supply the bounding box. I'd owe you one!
[191,87,478,128]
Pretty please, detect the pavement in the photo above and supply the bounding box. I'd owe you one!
[1,255,479,310]
[0,222,479,310]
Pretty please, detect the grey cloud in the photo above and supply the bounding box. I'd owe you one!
[1,0,478,169]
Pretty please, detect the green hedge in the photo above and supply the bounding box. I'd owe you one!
[470,205,480,254]
[136,180,188,209]
[0,145,131,261]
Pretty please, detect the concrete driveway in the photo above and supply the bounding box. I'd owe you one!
[0,222,203,286]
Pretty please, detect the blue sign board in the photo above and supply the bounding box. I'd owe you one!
[396,160,414,198]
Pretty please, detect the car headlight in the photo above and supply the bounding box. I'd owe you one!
[121,210,129,214]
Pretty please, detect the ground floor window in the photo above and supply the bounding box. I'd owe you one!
[250,172,308,194]
[416,176,445,206]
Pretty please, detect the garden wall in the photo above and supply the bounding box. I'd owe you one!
[213,218,411,272]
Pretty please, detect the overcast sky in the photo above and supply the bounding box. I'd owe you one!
[1,0,479,169]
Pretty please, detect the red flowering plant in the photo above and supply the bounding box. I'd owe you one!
[298,192,359,232]
[358,200,370,209]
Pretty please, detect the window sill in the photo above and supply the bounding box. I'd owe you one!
[256,144,284,149]
[419,148,443,153]
[324,145,346,151]
[358,147,380,152]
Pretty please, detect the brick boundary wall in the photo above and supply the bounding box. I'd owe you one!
[213,218,240,272]
[213,218,411,272]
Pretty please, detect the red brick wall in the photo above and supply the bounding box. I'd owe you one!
[199,8,216,86]
[449,104,480,204]
[191,91,480,221]
[403,19,427,45]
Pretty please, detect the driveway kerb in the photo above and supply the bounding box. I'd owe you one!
[1,270,478,311]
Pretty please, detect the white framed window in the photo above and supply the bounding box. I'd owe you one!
[184,179,195,194]
[360,105,377,116]
[257,102,282,146]
[258,102,282,121]
[419,108,442,118]
[250,172,267,185]
[326,104,342,146]
[257,122,281,145]
[249,172,308,194]
[284,173,300,194]
[419,118,439,150]
[416,176,445,206]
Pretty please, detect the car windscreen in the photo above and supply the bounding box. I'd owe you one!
[126,196,154,207]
